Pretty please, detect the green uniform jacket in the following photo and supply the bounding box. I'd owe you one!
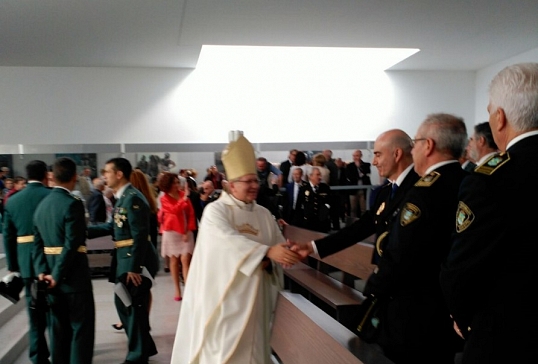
[3,182,51,278]
[33,187,92,293]
[88,184,158,279]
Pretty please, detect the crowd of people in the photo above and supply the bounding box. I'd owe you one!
[1,62,537,363]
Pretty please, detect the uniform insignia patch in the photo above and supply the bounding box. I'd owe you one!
[475,152,510,175]
[400,203,421,226]
[305,191,310,196]
[376,202,386,215]
[455,201,474,232]
[415,171,440,187]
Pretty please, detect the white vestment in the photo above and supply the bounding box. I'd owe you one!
[171,191,284,364]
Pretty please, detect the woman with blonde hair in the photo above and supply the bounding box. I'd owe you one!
[158,172,197,301]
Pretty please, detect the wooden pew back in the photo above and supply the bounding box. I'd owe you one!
[271,291,394,364]
[283,225,377,281]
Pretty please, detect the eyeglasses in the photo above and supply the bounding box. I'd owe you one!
[235,179,261,185]
[410,138,427,147]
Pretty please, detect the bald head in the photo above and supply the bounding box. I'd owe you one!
[202,180,215,195]
[372,129,413,181]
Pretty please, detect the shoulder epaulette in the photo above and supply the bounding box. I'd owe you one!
[415,171,440,187]
[474,152,510,175]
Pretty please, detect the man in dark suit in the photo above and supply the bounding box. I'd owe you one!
[345,149,371,217]
[2,160,51,364]
[283,167,308,225]
[88,157,158,364]
[279,148,297,185]
[291,129,419,263]
[363,114,467,363]
[440,63,538,363]
[86,177,107,224]
[33,157,95,364]
[295,167,331,233]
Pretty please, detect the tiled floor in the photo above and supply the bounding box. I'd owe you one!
[13,270,181,364]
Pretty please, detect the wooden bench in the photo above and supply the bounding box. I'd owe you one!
[284,262,365,324]
[271,291,394,364]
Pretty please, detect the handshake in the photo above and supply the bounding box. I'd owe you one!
[265,240,315,269]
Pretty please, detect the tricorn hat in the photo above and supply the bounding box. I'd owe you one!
[221,134,256,181]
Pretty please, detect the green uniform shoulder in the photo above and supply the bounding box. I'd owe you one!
[474,152,510,175]
[415,171,440,187]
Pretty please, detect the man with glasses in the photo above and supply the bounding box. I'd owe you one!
[172,133,301,364]
[361,114,467,363]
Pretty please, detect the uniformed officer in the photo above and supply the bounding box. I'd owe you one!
[295,166,331,233]
[33,157,95,364]
[291,129,420,265]
[362,114,467,364]
[2,160,51,364]
[440,63,538,363]
[88,157,158,364]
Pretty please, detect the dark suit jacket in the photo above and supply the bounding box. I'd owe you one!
[315,169,420,264]
[325,159,339,186]
[3,182,51,278]
[295,182,331,233]
[279,159,292,183]
[440,135,538,363]
[33,188,92,293]
[364,163,466,360]
[345,160,372,187]
[86,189,107,223]
[284,180,308,224]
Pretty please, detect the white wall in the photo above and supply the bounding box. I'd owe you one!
[0,66,476,145]
[474,47,538,122]
[1,60,512,183]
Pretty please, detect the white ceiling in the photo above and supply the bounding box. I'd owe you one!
[1,0,537,71]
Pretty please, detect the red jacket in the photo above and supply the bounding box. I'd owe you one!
[158,192,197,234]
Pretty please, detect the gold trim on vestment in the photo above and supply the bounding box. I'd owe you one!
[115,239,134,248]
[17,235,34,243]
[44,246,87,254]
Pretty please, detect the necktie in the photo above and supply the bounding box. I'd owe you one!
[390,182,398,200]
[293,183,300,209]
[314,185,319,194]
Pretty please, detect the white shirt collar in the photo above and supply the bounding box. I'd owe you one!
[392,163,414,186]
[506,130,538,150]
[114,183,131,200]
[53,186,71,193]
[476,151,498,166]
[424,160,459,175]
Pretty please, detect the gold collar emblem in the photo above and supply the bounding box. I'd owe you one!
[376,202,385,215]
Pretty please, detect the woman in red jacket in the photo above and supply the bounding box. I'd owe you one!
[158,172,197,301]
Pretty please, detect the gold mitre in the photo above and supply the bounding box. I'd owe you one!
[222,132,257,181]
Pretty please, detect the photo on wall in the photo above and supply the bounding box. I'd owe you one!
[55,153,98,178]
[136,153,178,178]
